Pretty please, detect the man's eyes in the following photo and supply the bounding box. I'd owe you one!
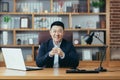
[52,30,62,33]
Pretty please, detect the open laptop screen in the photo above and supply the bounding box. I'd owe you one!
[2,48,42,71]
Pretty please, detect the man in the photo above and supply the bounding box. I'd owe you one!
[36,21,79,68]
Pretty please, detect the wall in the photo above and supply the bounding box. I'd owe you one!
[110,0,120,47]
[110,0,120,60]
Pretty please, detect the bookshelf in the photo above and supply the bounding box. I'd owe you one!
[0,0,113,67]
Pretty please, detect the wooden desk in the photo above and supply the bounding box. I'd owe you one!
[0,67,120,80]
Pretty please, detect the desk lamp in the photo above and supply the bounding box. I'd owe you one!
[84,32,107,72]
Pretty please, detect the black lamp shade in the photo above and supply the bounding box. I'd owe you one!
[84,32,94,44]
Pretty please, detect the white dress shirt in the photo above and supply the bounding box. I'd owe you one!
[53,42,61,68]
[49,41,65,68]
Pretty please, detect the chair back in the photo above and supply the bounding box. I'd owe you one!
[38,31,73,44]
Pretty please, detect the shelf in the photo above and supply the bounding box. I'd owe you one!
[15,28,49,31]
[0,29,13,31]
[0,12,107,15]
[0,28,106,31]
[0,45,34,47]
[79,61,108,67]
[0,61,36,66]
[0,0,113,67]
[0,12,32,15]
[34,12,70,15]
[74,44,105,47]
[65,28,106,31]
[71,13,107,15]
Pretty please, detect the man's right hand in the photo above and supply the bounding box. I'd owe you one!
[49,47,58,57]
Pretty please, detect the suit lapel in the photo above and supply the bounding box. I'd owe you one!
[60,39,66,54]
[47,39,54,67]
[48,39,54,51]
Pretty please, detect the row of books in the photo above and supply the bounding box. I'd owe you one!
[0,16,62,29]
[34,17,62,29]
[16,0,88,13]
[16,1,43,13]
[76,48,105,61]
[16,32,38,45]
[53,0,88,12]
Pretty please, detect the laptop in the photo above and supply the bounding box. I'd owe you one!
[1,48,43,71]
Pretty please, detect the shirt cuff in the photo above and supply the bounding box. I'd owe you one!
[49,52,53,57]
[60,52,65,59]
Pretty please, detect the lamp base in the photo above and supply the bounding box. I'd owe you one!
[95,67,107,72]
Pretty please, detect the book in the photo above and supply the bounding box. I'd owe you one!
[82,49,92,61]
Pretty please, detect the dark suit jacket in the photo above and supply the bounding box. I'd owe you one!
[36,39,79,68]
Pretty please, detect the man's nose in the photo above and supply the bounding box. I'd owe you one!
[55,32,59,35]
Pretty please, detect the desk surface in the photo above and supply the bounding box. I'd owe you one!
[0,67,120,80]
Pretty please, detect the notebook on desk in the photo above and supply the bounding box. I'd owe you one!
[1,48,43,71]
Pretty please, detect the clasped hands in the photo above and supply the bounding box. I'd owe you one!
[49,47,64,58]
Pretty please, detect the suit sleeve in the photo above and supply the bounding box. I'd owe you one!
[36,43,53,67]
[61,43,79,68]
[68,44,79,68]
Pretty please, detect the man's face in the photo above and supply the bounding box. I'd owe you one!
[50,25,64,44]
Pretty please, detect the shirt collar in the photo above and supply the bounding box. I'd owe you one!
[53,40,62,48]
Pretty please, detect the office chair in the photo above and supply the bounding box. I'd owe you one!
[35,31,73,56]
[38,31,73,44]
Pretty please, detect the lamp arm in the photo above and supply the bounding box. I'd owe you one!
[94,35,105,45]
[94,35,106,66]
[94,35,108,72]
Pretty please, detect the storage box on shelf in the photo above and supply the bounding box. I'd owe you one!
[0,0,114,67]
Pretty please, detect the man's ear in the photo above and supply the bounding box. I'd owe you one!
[49,30,52,36]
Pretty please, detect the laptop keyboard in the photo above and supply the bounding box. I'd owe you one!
[66,69,99,73]
[26,66,43,71]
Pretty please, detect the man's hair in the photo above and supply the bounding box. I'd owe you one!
[50,21,64,30]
